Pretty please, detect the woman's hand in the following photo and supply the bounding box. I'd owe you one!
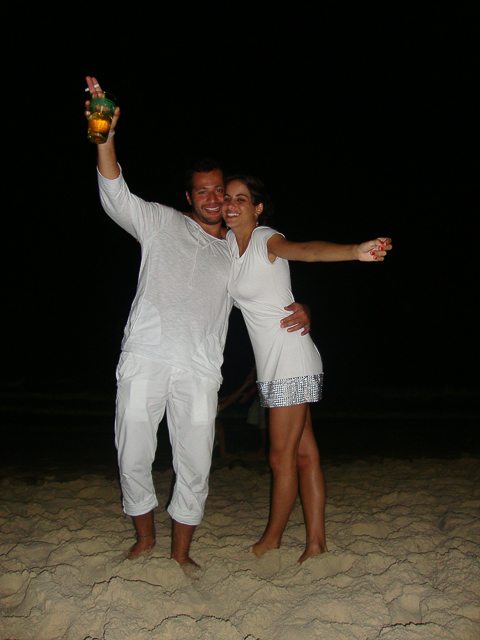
[357,238,392,262]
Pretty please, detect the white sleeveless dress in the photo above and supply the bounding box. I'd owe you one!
[227,227,324,407]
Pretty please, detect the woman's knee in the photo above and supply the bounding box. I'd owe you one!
[296,447,320,471]
[269,447,297,473]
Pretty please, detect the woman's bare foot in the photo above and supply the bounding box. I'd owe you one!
[298,542,327,563]
[126,533,156,560]
[252,538,280,558]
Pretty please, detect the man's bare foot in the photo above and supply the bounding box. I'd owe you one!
[126,534,156,560]
[171,553,201,568]
[127,511,156,559]
[171,520,197,569]
[298,542,327,563]
[179,558,202,579]
[252,538,280,558]
[172,554,202,578]
[171,552,202,578]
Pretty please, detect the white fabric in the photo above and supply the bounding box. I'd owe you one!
[99,168,233,384]
[226,226,323,383]
[115,352,219,524]
[98,167,233,520]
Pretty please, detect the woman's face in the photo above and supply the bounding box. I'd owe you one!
[222,180,263,229]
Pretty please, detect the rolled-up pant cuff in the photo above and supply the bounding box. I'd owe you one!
[167,504,203,527]
[123,496,159,517]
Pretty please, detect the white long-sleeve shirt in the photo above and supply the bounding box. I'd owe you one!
[98,168,233,384]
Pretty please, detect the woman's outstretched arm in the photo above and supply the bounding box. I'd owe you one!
[267,235,392,263]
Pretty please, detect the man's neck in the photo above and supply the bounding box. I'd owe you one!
[184,212,225,239]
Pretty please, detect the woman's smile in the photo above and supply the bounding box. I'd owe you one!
[222,180,260,228]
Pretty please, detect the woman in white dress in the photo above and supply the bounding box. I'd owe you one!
[223,175,391,562]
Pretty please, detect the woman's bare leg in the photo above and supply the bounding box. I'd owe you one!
[252,403,308,557]
[296,406,327,562]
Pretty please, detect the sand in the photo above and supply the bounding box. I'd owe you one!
[1,456,479,640]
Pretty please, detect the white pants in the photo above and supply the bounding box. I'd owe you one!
[115,352,219,525]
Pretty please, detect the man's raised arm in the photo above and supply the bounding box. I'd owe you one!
[85,76,121,180]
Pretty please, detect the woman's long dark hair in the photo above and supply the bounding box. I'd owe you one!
[225,175,275,226]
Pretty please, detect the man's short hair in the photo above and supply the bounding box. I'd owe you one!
[185,158,224,196]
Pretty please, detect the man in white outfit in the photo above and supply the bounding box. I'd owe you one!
[85,77,310,567]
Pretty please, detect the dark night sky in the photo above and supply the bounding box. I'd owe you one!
[6,6,477,397]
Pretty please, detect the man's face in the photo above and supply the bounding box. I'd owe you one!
[186,170,225,228]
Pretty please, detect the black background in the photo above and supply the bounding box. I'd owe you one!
[3,5,478,464]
